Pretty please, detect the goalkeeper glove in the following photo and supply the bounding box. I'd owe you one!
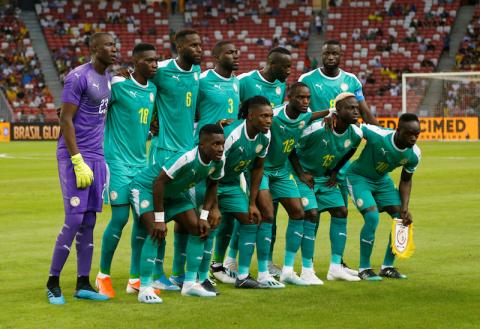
[71,153,94,189]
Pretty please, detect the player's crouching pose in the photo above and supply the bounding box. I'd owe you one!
[130,124,225,303]
[346,113,421,280]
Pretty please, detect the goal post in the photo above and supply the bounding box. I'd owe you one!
[401,71,480,141]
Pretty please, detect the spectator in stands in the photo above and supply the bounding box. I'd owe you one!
[315,12,323,34]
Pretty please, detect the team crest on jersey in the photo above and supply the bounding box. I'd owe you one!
[356,198,364,207]
[344,139,351,148]
[301,197,309,207]
[341,83,348,91]
[209,167,216,175]
[110,191,118,201]
[194,72,199,81]
[233,83,238,92]
[140,200,150,209]
[150,93,154,102]
[70,196,80,207]
[400,158,408,165]
[275,86,281,95]
[298,121,305,129]
[255,144,263,153]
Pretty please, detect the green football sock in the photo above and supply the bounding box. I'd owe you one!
[330,217,347,264]
[213,213,234,263]
[185,235,205,283]
[100,205,130,275]
[301,220,317,268]
[198,228,216,282]
[227,219,240,259]
[140,236,158,286]
[268,201,279,261]
[256,222,273,273]
[284,219,304,267]
[129,212,146,279]
[153,238,166,280]
[383,212,400,267]
[237,224,258,278]
[360,210,379,269]
[172,232,188,276]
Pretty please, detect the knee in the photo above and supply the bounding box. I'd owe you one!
[362,210,380,230]
[288,205,305,220]
[331,206,348,218]
[304,209,319,223]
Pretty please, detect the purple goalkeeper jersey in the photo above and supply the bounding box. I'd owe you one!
[57,62,111,160]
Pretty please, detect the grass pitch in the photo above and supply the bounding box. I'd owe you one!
[0,141,479,329]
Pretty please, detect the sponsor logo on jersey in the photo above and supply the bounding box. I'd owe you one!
[255,144,263,153]
[298,121,305,129]
[171,75,180,81]
[344,139,351,148]
[214,84,222,90]
[150,92,154,102]
[356,198,364,207]
[140,200,150,209]
[322,139,328,146]
[92,82,100,90]
[255,84,262,90]
[301,197,309,207]
[341,83,348,91]
[70,196,80,207]
[400,158,408,165]
[380,147,388,155]
[233,83,238,92]
[275,86,281,95]
[315,83,323,90]
[110,191,118,201]
[194,72,199,80]
[129,90,138,98]
[209,167,215,175]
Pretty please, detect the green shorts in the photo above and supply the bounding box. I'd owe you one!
[148,146,178,167]
[130,183,196,220]
[218,182,249,214]
[105,162,144,205]
[294,175,347,212]
[346,173,401,212]
[260,168,301,200]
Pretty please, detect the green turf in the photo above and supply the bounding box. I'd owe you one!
[0,141,479,329]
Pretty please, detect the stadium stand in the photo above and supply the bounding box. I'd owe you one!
[326,0,460,116]
[455,4,480,70]
[0,5,55,123]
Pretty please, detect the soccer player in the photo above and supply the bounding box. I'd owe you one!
[46,32,116,304]
[95,43,158,298]
[131,124,225,302]
[290,93,366,282]
[256,82,329,287]
[218,96,272,289]
[346,113,421,280]
[148,29,202,288]
[227,47,291,276]
[298,39,378,275]
[194,40,241,284]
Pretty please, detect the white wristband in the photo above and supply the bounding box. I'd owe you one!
[200,209,209,221]
[329,107,337,114]
[154,212,165,223]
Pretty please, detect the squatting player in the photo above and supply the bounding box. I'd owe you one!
[46,32,116,304]
[346,113,421,280]
[96,43,158,298]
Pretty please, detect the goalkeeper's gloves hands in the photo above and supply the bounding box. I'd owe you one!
[71,153,94,189]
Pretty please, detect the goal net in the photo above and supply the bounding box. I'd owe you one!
[401,72,480,141]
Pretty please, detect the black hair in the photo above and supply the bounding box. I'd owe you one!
[212,40,233,57]
[174,29,199,46]
[132,43,156,56]
[323,39,341,47]
[89,32,113,48]
[238,96,271,119]
[268,47,291,58]
[288,82,309,96]
[399,113,419,124]
[199,123,224,138]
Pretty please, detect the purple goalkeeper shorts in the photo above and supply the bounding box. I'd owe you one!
[57,159,107,214]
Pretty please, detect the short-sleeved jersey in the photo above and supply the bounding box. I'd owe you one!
[57,62,111,160]
[237,70,286,107]
[134,146,224,196]
[195,69,240,141]
[104,75,156,166]
[264,104,312,172]
[220,120,271,184]
[297,121,363,177]
[150,58,201,152]
[298,68,364,111]
[348,124,421,180]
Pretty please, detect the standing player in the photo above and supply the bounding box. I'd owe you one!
[46,32,116,304]
[95,43,158,298]
[219,96,272,289]
[298,39,377,274]
[290,93,365,282]
[131,124,225,302]
[148,29,202,289]
[346,114,421,280]
[256,82,328,287]
[194,40,241,284]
